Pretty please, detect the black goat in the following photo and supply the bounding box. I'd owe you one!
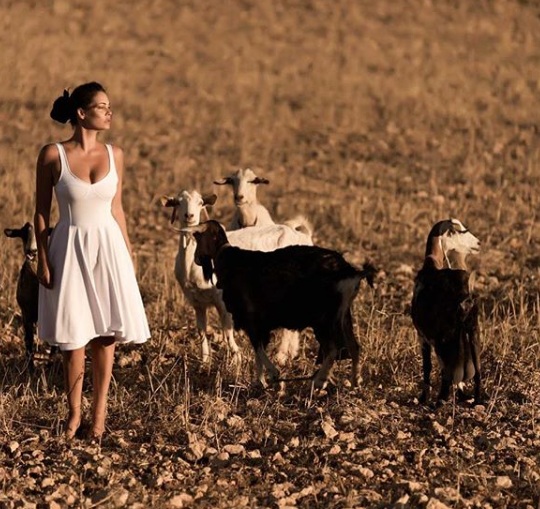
[411,218,482,405]
[184,220,376,389]
[4,222,56,370]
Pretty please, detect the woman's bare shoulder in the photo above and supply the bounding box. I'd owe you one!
[109,144,124,158]
[109,144,125,173]
[37,143,61,166]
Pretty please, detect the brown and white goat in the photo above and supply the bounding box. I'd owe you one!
[4,222,56,370]
[183,220,376,389]
[161,191,239,363]
[411,218,482,405]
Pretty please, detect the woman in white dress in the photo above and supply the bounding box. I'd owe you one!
[34,82,150,439]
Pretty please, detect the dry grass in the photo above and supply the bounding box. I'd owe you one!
[1,1,539,507]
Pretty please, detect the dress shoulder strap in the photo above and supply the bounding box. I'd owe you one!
[105,144,118,177]
[54,143,67,183]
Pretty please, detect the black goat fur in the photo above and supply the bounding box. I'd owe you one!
[411,265,481,404]
[4,223,56,370]
[191,220,376,385]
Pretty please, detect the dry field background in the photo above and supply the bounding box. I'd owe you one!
[0,0,539,508]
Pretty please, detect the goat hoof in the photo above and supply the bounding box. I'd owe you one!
[473,393,485,406]
[434,398,450,409]
[311,377,328,391]
[418,384,431,404]
[457,389,476,403]
[350,374,363,389]
[251,380,268,394]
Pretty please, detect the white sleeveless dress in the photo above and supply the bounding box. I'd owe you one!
[38,143,150,351]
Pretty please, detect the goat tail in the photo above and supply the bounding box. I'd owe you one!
[358,262,378,288]
[283,215,313,239]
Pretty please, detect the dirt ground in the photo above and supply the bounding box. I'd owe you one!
[0,1,539,508]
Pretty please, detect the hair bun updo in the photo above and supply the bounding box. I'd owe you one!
[50,89,72,124]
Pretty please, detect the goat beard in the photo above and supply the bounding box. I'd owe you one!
[200,256,214,282]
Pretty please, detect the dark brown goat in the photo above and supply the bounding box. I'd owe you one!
[184,220,376,389]
[4,222,56,370]
[411,218,482,405]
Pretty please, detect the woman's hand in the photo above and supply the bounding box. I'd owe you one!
[37,261,53,289]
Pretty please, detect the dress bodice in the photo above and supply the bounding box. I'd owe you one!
[54,143,118,226]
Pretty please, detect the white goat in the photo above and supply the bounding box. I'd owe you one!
[161,190,238,364]
[214,168,274,230]
[227,223,313,251]
[161,190,313,365]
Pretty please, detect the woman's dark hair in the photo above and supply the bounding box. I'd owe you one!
[50,82,106,125]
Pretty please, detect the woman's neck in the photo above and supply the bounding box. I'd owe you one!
[68,127,100,152]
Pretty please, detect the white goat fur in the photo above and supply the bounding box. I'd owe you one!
[214,168,274,231]
[161,190,313,364]
[161,190,237,363]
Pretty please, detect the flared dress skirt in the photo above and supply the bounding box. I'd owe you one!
[38,143,150,350]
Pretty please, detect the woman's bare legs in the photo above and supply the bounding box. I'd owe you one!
[62,347,86,439]
[89,337,116,438]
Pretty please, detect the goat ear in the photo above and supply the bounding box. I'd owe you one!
[159,195,179,207]
[202,194,217,206]
[4,228,17,238]
[439,237,452,269]
[252,177,270,185]
[180,223,207,234]
[213,178,231,185]
[200,257,214,282]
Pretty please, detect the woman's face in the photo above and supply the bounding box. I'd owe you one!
[79,91,112,130]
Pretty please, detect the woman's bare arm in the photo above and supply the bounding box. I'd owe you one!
[110,146,133,258]
[34,144,58,288]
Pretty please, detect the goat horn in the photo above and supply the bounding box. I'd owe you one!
[251,177,270,185]
[213,178,232,185]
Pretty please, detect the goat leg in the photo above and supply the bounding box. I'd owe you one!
[47,346,59,368]
[194,305,211,364]
[470,333,482,404]
[342,309,362,388]
[419,339,432,404]
[216,302,241,362]
[437,372,452,405]
[343,309,362,387]
[312,345,337,390]
[22,315,35,372]
[275,329,299,366]
[254,343,280,387]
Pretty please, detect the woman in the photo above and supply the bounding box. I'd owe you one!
[34,82,150,440]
